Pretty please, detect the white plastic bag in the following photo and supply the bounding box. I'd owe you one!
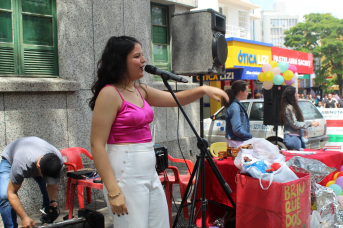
[310,210,323,228]
[240,138,285,166]
[248,163,298,190]
[234,149,257,172]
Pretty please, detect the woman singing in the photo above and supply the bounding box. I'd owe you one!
[89,36,229,228]
[222,80,252,147]
[280,87,319,150]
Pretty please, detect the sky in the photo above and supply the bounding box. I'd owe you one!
[250,0,343,21]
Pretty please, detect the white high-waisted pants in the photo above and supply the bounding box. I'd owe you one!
[103,142,169,228]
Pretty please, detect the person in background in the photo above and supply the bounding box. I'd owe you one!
[317,101,324,109]
[308,94,315,105]
[247,93,252,99]
[89,36,229,228]
[333,93,339,103]
[322,94,328,104]
[254,93,261,99]
[324,94,337,108]
[0,137,63,228]
[339,95,343,108]
[280,87,319,150]
[222,80,252,147]
[299,129,308,148]
[299,94,304,99]
[315,95,321,106]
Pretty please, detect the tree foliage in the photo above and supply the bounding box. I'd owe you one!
[284,13,343,94]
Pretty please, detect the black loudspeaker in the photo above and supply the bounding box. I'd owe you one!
[171,9,227,76]
[154,146,168,174]
[78,208,104,228]
[263,85,290,126]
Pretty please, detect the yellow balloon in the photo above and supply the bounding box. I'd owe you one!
[270,61,278,68]
[264,71,274,81]
[258,72,265,82]
[334,172,340,180]
[326,180,336,187]
[283,70,294,81]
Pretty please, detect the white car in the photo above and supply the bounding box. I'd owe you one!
[204,99,329,149]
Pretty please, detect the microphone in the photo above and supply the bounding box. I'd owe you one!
[145,65,188,83]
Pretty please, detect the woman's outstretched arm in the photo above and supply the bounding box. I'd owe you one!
[142,84,229,107]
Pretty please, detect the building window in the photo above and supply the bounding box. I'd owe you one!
[280,19,288,27]
[271,28,279,35]
[270,19,279,27]
[0,0,58,77]
[289,19,293,26]
[238,11,246,38]
[151,3,170,81]
[288,19,298,27]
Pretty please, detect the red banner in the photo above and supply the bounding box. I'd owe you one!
[327,120,343,128]
[271,47,313,74]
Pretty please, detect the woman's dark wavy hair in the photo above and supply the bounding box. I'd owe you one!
[222,80,248,108]
[280,86,304,126]
[89,36,141,110]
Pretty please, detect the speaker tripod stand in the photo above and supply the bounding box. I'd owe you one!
[160,76,235,228]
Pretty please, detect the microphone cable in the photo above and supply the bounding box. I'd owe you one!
[176,81,193,199]
[158,81,197,226]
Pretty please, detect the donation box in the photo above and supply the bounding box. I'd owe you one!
[236,172,311,228]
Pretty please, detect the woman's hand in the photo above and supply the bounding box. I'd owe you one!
[109,193,128,216]
[203,85,229,102]
[312,121,319,127]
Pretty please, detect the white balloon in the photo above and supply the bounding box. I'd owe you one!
[263,81,273,90]
[272,67,281,76]
[262,64,272,72]
[337,195,343,207]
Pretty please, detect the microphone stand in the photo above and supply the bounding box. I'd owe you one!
[160,76,236,228]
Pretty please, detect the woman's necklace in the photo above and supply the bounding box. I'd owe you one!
[120,86,139,97]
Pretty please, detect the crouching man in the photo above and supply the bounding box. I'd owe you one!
[0,137,63,228]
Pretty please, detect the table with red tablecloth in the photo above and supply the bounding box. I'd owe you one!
[194,149,343,227]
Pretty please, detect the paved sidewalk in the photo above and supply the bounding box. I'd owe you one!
[0,167,195,228]
[12,185,191,228]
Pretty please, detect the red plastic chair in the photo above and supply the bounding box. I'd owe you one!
[159,154,195,226]
[60,147,93,210]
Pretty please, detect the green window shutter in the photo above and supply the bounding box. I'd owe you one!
[0,1,16,75]
[22,0,52,15]
[22,15,53,46]
[20,0,57,76]
[151,3,170,81]
[0,0,58,77]
[0,0,12,9]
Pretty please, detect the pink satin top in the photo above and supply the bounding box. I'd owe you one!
[105,85,154,144]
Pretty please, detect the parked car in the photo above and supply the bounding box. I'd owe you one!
[203,99,329,149]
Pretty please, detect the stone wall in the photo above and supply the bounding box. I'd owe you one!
[0,0,200,216]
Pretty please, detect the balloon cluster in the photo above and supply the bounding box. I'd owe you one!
[326,166,343,206]
[258,61,299,90]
